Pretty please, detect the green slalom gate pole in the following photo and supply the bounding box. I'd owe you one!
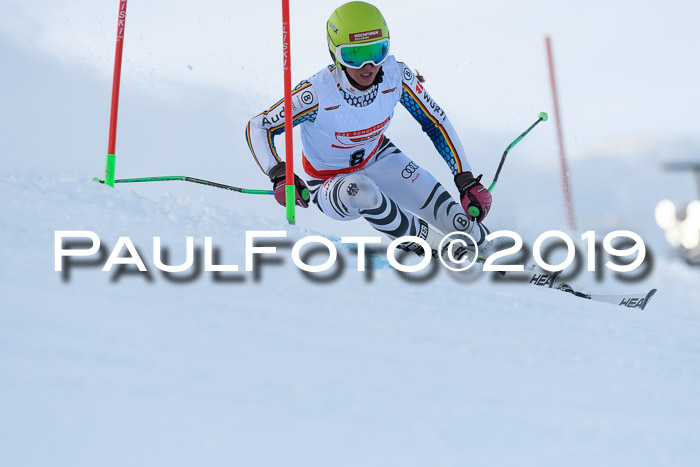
[285,184,296,221]
[105,153,116,187]
[92,176,274,195]
[467,112,549,219]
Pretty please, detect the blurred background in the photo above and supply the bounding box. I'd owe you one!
[2,0,698,245]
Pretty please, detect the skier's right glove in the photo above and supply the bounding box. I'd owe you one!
[268,162,310,208]
[455,170,492,223]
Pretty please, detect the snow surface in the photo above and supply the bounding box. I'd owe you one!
[2,1,700,466]
[3,172,700,467]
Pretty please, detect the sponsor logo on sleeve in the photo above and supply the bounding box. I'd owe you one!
[300,90,315,106]
[423,93,445,117]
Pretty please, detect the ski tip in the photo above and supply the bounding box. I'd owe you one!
[641,288,658,311]
[549,269,563,288]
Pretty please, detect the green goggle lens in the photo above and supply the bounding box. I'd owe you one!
[338,39,389,68]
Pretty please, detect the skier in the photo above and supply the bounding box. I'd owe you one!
[246,1,495,260]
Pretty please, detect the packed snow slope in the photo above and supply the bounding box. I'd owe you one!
[2,171,700,467]
[2,1,700,464]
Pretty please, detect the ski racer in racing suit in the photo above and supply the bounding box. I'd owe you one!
[245,1,494,259]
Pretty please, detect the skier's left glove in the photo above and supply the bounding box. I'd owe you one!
[268,162,310,208]
[455,171,492,223]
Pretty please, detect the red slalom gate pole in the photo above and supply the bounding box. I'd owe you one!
[545,36,576,230]
[105,0,128,188]
[282,0,296,224]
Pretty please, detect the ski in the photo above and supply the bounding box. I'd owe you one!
[301,240,660,310]
[554,282,658,310]
[497,268,658,310]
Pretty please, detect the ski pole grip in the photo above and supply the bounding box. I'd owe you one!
[467,205,481,218]
[301,188,310,201]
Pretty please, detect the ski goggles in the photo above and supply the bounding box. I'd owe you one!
[333,38,390,69]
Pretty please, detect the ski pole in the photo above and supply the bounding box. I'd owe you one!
[92,176,274,195]
[467,112,548,219]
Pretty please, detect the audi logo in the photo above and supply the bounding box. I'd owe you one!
[401,162,419,179]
